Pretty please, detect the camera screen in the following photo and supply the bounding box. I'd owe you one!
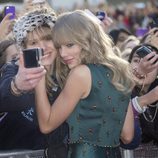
[23,48,43,68]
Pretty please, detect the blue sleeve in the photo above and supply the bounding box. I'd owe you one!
[0,62,34,112]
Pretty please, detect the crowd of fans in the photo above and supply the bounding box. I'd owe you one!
[0,0,158,158]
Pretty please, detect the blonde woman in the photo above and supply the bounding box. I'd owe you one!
[25,10,135,157]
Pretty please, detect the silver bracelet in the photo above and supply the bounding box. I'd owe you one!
[132,96,147,113]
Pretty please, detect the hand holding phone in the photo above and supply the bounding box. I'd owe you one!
[4,6,15,20]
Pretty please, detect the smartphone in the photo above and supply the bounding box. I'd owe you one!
[135,45,152,58]
[4,6,15,20]
[96,11,106,21]
[23,48,44,68]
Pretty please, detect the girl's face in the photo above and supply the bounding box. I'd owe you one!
[26,27,57,67]
[131,52,158,85]
[58,43,82,69]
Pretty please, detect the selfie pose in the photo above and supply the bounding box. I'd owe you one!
[21,10,136,158]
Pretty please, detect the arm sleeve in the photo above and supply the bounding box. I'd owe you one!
[0,62,34,112]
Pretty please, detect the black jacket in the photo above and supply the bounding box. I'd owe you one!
[0,61,68,150]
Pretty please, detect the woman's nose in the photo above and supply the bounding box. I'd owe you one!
[59,47,67,57]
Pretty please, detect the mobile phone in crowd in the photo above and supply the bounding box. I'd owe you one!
[136,45,153,58]
[96,11,106,21]
[23,48,44,68]
[4,6,15,20]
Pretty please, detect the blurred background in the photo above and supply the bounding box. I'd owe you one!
[0,0,158,36]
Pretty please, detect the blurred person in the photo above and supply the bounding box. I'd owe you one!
[0,39,19,68]
[141,27,158,49]
[120,43,158,158]
[120,35,140,61]
[109,28,132,49]
[0,8,68,158]
[128,44,158,157]
[26,10,137,158]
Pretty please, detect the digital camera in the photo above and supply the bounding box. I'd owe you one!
[23,48,44,68]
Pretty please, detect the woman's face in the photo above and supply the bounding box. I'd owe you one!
[131,52,158,85]
[26,27,57,67]
[116,32,129,48]
[58,43,82,69]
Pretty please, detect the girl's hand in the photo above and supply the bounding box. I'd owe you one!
[138,52,158,75]
[15,53,46,91]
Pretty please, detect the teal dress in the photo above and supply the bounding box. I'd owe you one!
[67,64,131,158]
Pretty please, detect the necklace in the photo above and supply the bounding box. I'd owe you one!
[143,103,158,122]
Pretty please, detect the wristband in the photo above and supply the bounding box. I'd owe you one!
[132,96,147,113]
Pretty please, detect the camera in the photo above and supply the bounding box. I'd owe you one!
[23,48,44,68]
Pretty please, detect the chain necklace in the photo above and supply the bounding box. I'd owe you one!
[143,103,158,122]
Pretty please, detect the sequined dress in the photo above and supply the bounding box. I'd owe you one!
[67,64,131,158]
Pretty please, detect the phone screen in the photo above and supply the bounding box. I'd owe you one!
[4,6,15,20]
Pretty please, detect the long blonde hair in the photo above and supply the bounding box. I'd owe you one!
[53,10,135,93]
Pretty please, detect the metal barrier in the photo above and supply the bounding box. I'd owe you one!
[134,143,158,158]
[0,149,45,158]
[121,142,158,158]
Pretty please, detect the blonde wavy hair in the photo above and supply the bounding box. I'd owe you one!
[53,10,135,93]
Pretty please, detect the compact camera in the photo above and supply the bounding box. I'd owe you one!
[23,48,44,68]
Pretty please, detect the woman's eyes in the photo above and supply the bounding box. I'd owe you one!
[66,43,74,47]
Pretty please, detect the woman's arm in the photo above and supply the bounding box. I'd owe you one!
[120,102,134,144]
[35,65,91,133]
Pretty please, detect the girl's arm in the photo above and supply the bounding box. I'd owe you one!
[35,65,91,133]
[120,102,134,144]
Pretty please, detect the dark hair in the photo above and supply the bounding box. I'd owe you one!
[109,28,132,45]
[0,39,16,66]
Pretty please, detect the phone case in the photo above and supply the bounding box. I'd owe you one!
[4,6,15,19]
[136,46,152,58]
